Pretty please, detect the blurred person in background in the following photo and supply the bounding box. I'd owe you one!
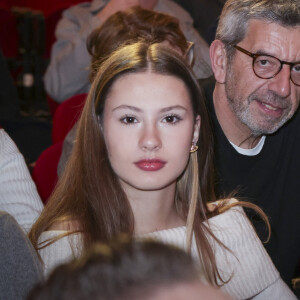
[44,0,212,103]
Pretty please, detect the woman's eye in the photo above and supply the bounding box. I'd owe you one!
[120,116,137,124]
[162,115,181,124]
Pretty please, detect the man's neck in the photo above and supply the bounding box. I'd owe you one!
[213,85,262,149]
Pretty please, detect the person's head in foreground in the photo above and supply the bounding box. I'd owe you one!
[210,0,300,146]
[28,238,232,300]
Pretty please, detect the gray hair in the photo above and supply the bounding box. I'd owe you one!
[216,0,300,59]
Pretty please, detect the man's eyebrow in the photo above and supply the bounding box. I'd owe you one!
[112,105,142,112]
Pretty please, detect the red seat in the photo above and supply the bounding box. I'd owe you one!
[32,142,63,203]
[33,93,86,202]
[51,93,87,144]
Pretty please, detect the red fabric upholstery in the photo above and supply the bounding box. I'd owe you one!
[52,93,87,144]
[32,142,63,203]
[0,0,11,10]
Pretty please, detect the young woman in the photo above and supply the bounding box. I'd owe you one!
[57,5,195,176]
[29,42,296,299]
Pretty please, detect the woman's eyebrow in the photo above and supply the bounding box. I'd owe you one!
[160,105,187,113]
[112,105,187,113]
[112,105,141,112]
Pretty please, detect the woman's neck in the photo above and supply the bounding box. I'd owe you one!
[123,183,185,235]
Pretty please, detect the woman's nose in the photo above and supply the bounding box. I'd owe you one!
[138,124,162,151]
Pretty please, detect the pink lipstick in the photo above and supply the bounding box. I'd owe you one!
[135,159,166,171]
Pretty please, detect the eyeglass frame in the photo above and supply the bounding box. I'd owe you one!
[185,41,195,66]
[233,45,300,86]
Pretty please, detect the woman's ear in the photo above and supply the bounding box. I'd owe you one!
[210,40,227,84]
[192,115,201,145]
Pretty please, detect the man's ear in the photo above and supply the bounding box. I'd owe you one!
[210,40,227,84]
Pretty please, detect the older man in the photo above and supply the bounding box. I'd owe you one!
[44,0,212,103]
[206,0,300,288]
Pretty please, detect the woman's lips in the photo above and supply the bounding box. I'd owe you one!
[135,159,166,171]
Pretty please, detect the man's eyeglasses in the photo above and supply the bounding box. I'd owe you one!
[233,45,300,86]
[185,41,195,66]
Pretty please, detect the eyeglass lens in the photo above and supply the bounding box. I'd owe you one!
[253,55,300,86]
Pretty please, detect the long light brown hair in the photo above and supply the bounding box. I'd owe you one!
[29,42,267,285]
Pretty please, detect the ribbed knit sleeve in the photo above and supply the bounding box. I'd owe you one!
[36,205,296,298]
[144,205,296,299]
[207,205,282,299]
[0,129,44,232]
[38,231,82,277]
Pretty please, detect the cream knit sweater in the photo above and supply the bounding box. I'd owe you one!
[0,129,43,232]
[38,205,296,299]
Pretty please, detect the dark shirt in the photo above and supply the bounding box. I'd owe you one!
[201,77,300,287]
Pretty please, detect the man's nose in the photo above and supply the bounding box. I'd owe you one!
[268,65,291,98]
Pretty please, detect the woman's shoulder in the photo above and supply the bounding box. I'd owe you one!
[207,198,270,256]
[208,198,268,241]
[208,198,245,225]
[38,230,82,277]
[207,199,280,298]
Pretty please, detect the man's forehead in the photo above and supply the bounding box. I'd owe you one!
[240,19,300,61]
